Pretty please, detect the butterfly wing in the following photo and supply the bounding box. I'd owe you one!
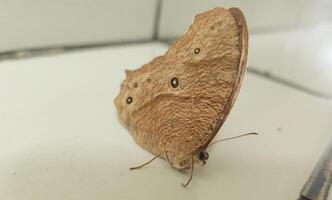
[114,7,248,169]
[165,7,249,148]
[205,7,248,147]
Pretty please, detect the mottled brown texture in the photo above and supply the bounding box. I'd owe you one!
[114,7,248,170]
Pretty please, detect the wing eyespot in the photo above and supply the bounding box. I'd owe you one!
[170,77,179,89]
[126,96,133,104]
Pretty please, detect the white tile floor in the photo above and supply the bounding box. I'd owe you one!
[0,42,331,200]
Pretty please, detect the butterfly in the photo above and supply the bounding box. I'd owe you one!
[114,7,252,187]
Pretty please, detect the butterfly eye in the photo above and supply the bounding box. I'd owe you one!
[197,150,209,161]
[170,77,179,88]
[204,152,209,160]
[126,96,133,104]
[194,48,200,54]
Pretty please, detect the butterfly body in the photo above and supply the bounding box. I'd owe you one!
[115,7,248,170]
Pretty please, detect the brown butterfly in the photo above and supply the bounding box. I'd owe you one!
[114,7,253,187]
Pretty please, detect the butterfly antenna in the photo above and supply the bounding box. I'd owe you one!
[181,156,195,187]
[130,153,161,170]
[207,132,258,149]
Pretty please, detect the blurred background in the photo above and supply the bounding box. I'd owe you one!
[1,0,332,97]
[0,1,332,200]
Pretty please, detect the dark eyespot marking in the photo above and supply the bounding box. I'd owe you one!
[218,21,222,25]
[126,96,133,104]
[147,78,151,83]
[170,77,179,88]
[194,48,200,54]
[134,82,138,87]
[210,26,214,30]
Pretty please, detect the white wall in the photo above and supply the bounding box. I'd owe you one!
[0,0,158,52]
[158,0,332,39]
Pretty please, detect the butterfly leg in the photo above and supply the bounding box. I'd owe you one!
[181,156,195,187]
[165,151,174,167]
[129,153,161,170]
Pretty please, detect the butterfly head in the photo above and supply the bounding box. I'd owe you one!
[195,148,209,166]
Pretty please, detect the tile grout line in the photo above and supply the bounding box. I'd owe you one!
[0,39,155,61]
[153,0,163,40]
[247,67,332,100]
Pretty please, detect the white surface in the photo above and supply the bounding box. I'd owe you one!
[0,0,157,52]
[158,0,332,39]
[0,43,332,200]
[249,26,332,97]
